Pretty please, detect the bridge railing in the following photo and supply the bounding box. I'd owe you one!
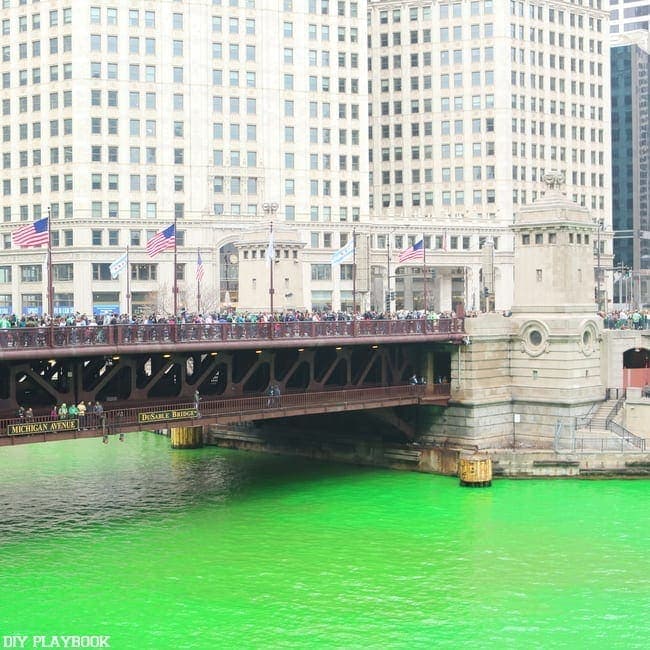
[0,383,453,439]
[0,318,464,351]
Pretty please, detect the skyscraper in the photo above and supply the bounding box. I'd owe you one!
[0,0,369,316]
[611,32,650,307]
[367,0,612,311]
[0,0,614,317]
[610,0,650,34]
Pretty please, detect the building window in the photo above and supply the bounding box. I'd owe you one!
[311,264,331,281]
[21,265,43,282]
[92,263,113,281]
[131,264,157,281]
[53,264,73,282]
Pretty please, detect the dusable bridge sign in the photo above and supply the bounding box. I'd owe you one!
[138,408,198,424]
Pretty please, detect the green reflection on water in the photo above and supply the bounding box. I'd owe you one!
[0,435,648,649]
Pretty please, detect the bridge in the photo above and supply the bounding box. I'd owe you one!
[0,318,462,412]
[0,318,465,358]
[0,318,462,443]
[0,383,451,447]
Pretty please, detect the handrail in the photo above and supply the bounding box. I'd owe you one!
[604,394,646,451]
[570,436,646,453]
[606,420,646,451]
[0,383,452,439]
[575,401,600,429]
[608,395,626,420]
[0,318,465,352]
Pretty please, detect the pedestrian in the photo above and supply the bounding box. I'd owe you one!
[50,405,58,419]
[272,383,281,407]
[25,407,33,421]
[77,401,87,429]
[94,401,105,430]
[68,402,79,425]
[16,405,25,420]
[194,389,201,416]
[58,403,68,419]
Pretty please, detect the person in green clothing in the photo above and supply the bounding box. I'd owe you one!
[68,402,79,427]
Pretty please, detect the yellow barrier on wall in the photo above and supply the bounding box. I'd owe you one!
[459,454,492,487]
[170,426,204,449]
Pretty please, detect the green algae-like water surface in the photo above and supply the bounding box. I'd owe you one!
[0,434,649,649]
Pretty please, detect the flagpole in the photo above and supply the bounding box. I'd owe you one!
[196,248,201,315]
[47,206,53,319]
[269,221,274,319]
[173,213,178,317]
[387,233,391,314]
[126,246,131,317]
[352,228,357,315]
[423,233,427,317]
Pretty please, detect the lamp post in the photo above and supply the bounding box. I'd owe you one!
[262,202,278,320]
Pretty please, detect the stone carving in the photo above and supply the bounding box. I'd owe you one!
[543,170,565,192]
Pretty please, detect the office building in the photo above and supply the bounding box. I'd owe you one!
[611,31,650,307]
[367,0,612,311]
[1,0,614,316]
[0,0,369,316]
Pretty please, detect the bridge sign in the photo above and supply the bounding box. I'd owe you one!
[8,419,80,435]
[138,408,199,424]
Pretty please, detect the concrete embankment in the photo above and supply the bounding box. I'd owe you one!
[206,425,650,478]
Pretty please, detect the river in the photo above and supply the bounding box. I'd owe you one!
[0,433,648,649]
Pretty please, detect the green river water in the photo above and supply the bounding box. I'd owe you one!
[0,433,648,649]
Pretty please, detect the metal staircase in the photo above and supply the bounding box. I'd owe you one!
[576,393,646,452]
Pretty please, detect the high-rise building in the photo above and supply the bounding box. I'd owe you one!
[0,0,614,318]
[611,32,650,307]
[610,1,650,34]
[367,0,612,311]
[0,0,369,316]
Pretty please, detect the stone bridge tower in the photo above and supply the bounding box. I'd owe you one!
[507,171,605,445]
[427,173,604,449]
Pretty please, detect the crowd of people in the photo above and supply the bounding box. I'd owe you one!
[16,400,105,428]
[601,309,649,330]
[0,308,461,330]
[3,307,648,330]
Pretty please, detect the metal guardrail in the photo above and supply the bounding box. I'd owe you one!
[0,383,451,440]
[576,391,645,451]
[567,436,647,453]
[0,318,465,351]
[606,420,646,451]
[575,401,601,430]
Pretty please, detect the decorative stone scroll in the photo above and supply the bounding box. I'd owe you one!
[542,170,565,192]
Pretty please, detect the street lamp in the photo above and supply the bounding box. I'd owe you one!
[262,202,278,319]
[595,218,603,311]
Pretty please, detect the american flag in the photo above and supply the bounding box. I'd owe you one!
[196,250,205,282]
[12,216,49,248]
[146,224,176,257]
[398,239,425,263]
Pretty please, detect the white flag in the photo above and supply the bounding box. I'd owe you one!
[265,229,275,265]
[330,238,354,265]
[109,252,128,279]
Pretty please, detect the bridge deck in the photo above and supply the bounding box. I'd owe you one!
[0,384,450,446]
[0,319,465,360]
